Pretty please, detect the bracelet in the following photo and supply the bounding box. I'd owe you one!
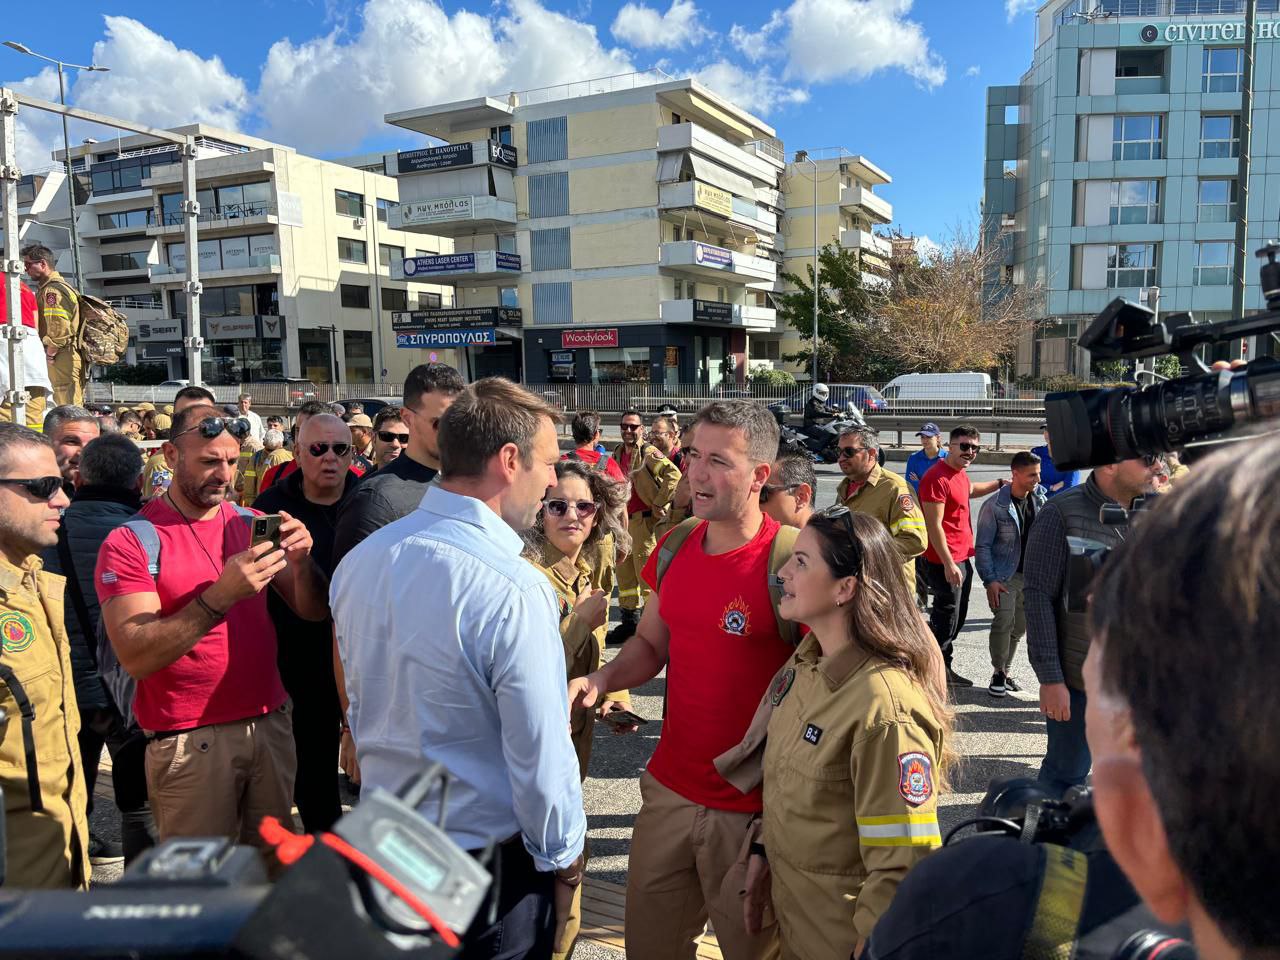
[195,594,226,622]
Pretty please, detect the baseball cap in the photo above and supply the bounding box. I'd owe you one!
[152,413,172,431]
[915,422,941,438]
[348,414,374,428]
[162,404,174,416]
[135,402,156,412]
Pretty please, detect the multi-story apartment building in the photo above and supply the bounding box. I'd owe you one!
[61,124,450,384]
[380,72,786,386]
[0,168,76,274]
[778,150,893,375]
[985,0,1280,377]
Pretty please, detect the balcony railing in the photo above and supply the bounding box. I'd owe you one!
[158,202,277,227]
[1057,0,1279,23]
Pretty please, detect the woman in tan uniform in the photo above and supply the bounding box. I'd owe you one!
[730,507,954,960]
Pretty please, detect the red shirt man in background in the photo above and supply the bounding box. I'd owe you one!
[0,280,52,428]
[564,410,627,482]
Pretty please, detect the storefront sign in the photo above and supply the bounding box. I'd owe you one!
[551,351,574,364]
[403,253,476,276]
[392,306,523,330]
[694,181,733,218]
[141,342,184,359]
[397,328,497,348]
[138,321,182,341]
[398,142,474,172]
[562,328,618,349]
[495,252,522,271]
[487,140,518,168]
[277,191,304,228]
[692,300,734,324]
[693,242,733,268]
[397,196,474,226]
[1142,21,1280,43]
[205,316,258,340]
[260,315,284,339]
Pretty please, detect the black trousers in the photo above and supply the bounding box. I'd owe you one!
[77,705,157,864]
[923,558,974,666]
[278,635,343,834]
[459,838,556,960]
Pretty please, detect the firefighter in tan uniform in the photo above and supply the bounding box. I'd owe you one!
[835,427,927,590]
[0,426,89,889]
[609,410,680,644]
[716,510,949,960]
[21,245,83,407]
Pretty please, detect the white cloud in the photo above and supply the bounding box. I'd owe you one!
[5,67,65,172]
[611,0,710,49]
[259,0,634,153]
[965,65,981,78]
[783,0,945,88]
[1005,0,1038,18]
[914,234,942,262]
[695,61,808,115]
[728,11,786,62]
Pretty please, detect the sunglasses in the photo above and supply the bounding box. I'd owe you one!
[760,482,799,504]
[174,416,252,442]
[1143,453,1166,468]
[378,430,410,444]
[814,504,864,577]
[620,423,642,432]
[956,442,982,453]
[543,498,599,519]
[838,445,868,459]
[0,476,63,500]
[309,442,352,458]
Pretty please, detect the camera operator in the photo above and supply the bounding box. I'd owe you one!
[1084,437,1278,960]
[1023,455,1162,795]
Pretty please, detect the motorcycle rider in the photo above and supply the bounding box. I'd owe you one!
[803,383,840,431]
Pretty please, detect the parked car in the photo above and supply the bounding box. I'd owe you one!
[880,372,993,415]
[333,396,400,419]
[250,376,319,409]
[780,384,889,415]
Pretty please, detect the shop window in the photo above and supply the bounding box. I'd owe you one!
[590,346,649,384]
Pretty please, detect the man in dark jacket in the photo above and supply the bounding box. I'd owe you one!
[42,432,156,864]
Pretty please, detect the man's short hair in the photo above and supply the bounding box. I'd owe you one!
[950,424,980,442]
[652,414,678,435]
[773,451,817,493]
[174,385,216,407]
[238,393,251,401]
[690,400,779,465]
[119,411,141,426]
[170,403,221,440]
[19,243,55,266]
[0,422,52,467]
[345,402,364,415]
[1010,450,1042,471]
[297,400,329,420]
[79,433,144,489]
[43,405,97,437]
[438,378,561,479]
[373,405,406,432]
[404,362,464,411]
[571,411,602,446]
[263,429,285,449]
[838,424,880,451]
[1088,441,1280,952]
[620,408,642,423]
[97,416,120,434]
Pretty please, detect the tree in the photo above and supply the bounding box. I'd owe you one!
[876,225,1042,374]
[748,367,796,388]
[776,244,899,382]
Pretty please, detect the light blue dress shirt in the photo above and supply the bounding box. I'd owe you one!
[331,485,586,871]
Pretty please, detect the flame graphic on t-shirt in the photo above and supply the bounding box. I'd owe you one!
[721,596,751,636]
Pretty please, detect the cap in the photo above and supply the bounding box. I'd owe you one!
[162,404,174,415]
[915,422,941,438]
[115,405,129,416]
[348,414,374,428]
[1038,422,1048,430]
[135,402,156,412]
[152,413,172,430]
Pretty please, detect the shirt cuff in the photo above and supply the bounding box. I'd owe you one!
[525,826,586,873]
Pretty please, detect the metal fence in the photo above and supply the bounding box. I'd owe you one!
[85,382,407,409]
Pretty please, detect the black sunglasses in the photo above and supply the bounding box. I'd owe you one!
[543,498,599,519]
[838,445,868,459]
[956,442,982,453]
[174,416,252,442]
[309,442,352,458]
[814,504,864,578]
[620,423,642,431]
[0,476,63,501]
[377,430,410,444]
[760,482,799,504]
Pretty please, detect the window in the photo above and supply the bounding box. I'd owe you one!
[529,173,569,218]
[749,339,781,361]
[158,181,273,224]
[421,291,443,309]
[97,208,153,230]
[340,284,371,309]
[1107,243,1157,288]
[1198,179,1239,222]
[335,189,365,218]
[1203,47,1243,92]
[1195,242,1233,286]
[376,198,392,223]
[589,347,648,384]
[489,125,513,145]
[1109,180,1161,225]
[382,287,408,311]
[532,282,572,325]
[530,228,571,271]
[1112,115,1163,160]
[100,251,149,272]
[1116,48,1164,78]
[338,237,367,263]
[378,243,404,268]
[1201,115,1241,159]
[86,150,179,196]
[527,117,568,164]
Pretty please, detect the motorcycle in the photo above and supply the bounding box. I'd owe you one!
[770,403,818,460]
[770,401,868,463]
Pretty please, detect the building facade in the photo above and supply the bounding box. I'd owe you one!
[61,125,451,384]
[0,168,76,275]
[381,73,786,386]
[985,0,1280,377]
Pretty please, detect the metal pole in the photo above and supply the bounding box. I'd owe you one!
[810,158,819,385]
[55,62,82,289]
[180,137,203,386]
[368,200,384,385]
[1231,0,1257,327]
[1,89,28,426]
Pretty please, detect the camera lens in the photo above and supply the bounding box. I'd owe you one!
[1113,930,1197,960]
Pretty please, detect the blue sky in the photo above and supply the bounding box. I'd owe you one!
[2,0,1038,241]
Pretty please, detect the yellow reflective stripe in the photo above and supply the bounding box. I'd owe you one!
[618,587,641,598]
[857,813,941,846]
[860,835,941,847]
[890,518,926,534]
[856,814,939,826]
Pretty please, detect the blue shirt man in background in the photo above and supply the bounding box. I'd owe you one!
[906,422,946,495]
[1031,422,1081,497]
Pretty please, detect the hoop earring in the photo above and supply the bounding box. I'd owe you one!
[836,599,843,607]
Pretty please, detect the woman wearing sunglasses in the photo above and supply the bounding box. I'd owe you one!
[721,507,954,960]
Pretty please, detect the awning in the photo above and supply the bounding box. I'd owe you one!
[687,154,754,197]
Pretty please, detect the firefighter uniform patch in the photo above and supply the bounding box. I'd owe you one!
[898,752,934,807]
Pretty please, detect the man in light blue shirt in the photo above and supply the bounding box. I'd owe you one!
[331,377,584,958]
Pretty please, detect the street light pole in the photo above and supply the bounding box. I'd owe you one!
[364,200,385,385]
[3,42,109,290]
[795,150,820,385]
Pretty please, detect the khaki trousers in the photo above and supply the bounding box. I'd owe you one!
[988,572,1027,673]
[0,387,48,430]
[50,349,84,407]
[616,512,657,612]
[625,771,779,960]
[145,703,297,849]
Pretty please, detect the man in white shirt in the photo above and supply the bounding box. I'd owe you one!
[331,377,585,959]
[237,393,264,442]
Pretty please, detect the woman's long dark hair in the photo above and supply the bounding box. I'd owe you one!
[522,459,632,559]
[806,510,956,787]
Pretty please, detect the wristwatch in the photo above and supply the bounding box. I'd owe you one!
[555,854,586,886]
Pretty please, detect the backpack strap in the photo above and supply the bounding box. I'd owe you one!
[767,525,801,647]
[56,525,99,669]
[594,454,611,474]
[653,517,703,591]
[0,662,43,812]
[123,518,162,577]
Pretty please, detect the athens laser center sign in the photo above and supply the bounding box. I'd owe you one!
[1142,21,1280,43]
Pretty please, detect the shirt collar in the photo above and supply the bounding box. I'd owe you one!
[795,633,874,691]
[540,540,591,580]
[0,552,43,596]
[420,486,525,556]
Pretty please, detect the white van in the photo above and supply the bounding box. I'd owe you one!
[881,372,994,414]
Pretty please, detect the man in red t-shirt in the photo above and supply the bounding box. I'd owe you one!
[572,400,790,960]
[96,402,330,848]
[563,410,627,482]
[918,424,1006,687]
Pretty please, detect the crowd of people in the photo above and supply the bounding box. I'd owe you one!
[0,363,1251,960]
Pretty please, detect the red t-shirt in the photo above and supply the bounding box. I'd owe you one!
[94,498,287,732]
[641,514,794,812]
[617,445,647,515]
[0,283,38,329]
[919,459,975,564]
[562,446,627,483]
